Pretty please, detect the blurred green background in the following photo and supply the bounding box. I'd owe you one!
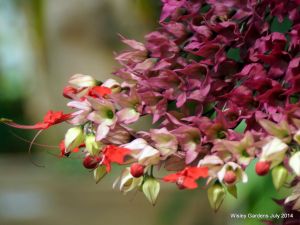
[0,1,289,225]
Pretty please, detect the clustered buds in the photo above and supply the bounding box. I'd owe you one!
[2,0,300,215]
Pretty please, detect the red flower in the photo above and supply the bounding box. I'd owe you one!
[163,166,208,189]
[1,111,72,130]
[102,145,131,172]
[88,86,112,98]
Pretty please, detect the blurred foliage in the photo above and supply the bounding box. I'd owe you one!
[135,0,162,24]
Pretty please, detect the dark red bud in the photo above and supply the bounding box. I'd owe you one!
[224,170,237,184]
[83,155,100,169]
[255,161,270,176]
[130,163,144,178]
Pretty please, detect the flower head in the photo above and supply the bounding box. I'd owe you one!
[163,166,208,189]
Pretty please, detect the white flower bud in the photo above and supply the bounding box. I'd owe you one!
[69,74,97,88]
[114,168,143,194]
[289,152,300,176]
[64,127,84,153]
[102,79,121,93]
[260,137,289,168]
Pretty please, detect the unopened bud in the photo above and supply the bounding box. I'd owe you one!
[69,74,97,88]
[289,152,300,176]
[83,155,100,169]
[224,171,237,185]
[260,137,289,167]
[255,161,270,176]
[130,163,144,178]
[272,165,288,191]
[85,134,102,156]
[142,177,160,206]
[207,183,226,212]
[64,127,84,153]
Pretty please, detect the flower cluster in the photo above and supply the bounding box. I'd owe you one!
[2,0,300,213]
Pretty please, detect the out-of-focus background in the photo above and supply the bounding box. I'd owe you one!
[0,1,288,225]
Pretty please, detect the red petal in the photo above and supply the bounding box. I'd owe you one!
[102,159,111,172]
[182,177,198,189]
[88,86,111,98]
[186,167,208,179]
[43,111,72,125]
[63,86,78,99]
[103,145,130,164]
[43,111,63,124]
[72,147,80,153]
[162,173,181,182]
[59,140,65,150]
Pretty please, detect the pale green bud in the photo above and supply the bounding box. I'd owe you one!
[272,165,288,191]
[207,183,226,212]
[85,134,102,156]
[142,177,160,206]
[69,74,97,88]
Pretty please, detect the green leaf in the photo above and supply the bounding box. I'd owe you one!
[234,120,246,133]
[226,48,242,62]
[271,16,292,33]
